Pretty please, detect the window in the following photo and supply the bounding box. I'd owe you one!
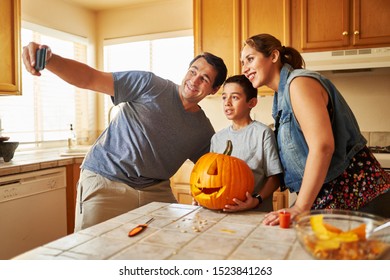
[103,31,194,124]
[0,22,91,150]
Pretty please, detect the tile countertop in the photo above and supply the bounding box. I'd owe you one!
[0,147,90,176]
[12,202,312,260]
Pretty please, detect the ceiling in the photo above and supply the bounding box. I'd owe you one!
[63,0,163,11]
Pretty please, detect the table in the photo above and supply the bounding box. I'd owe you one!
[12,202,312,260]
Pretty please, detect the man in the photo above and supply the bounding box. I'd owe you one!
[22,43,227,231]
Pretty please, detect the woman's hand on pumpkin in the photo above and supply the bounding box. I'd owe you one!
[262,205,303,226]
[223,192,258,212]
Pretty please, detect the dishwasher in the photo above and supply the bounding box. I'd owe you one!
[0,167,67,259]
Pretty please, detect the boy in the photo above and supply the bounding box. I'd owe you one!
[210,75,282,212]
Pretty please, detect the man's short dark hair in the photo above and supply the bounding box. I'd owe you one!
[189,52,227,89]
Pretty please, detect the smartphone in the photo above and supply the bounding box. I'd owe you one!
[35,48,47,71]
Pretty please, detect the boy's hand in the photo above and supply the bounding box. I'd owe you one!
[223,192,257,212]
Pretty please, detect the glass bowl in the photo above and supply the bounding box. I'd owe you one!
[294,209,390,260]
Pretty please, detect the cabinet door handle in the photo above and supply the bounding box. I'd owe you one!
[354,30,360,35]
[342,31,349,36]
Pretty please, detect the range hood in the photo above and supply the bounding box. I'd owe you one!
[301,47,390,71]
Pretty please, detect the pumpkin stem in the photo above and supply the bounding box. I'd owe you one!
[223,140,233,156]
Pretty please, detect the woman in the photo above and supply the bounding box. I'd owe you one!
[239,33,390,225]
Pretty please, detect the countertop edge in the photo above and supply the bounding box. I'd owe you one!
[0,147,88,176]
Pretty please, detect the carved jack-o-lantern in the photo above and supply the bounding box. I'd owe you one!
[190,140,254,210]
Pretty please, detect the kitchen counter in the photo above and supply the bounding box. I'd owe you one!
[12,202,312,260]
[0,147,89,176]
[0,146,91,237]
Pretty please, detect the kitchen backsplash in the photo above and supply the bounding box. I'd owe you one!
[361,131,390,147]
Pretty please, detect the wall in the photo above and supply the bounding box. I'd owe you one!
[95,0,192,69]
[21,0,390,144]
[21,0,96,45]
[321,68,390,133]
[95,0,192,127]
[21,0,192,134]
[200,95,274,133]
[201,68,390,145]
[21,0,99,142]
[96,0,192,41]
[322,68,390,146]
[21,0,192,71]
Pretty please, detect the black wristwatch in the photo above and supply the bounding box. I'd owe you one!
[252,193,263,206]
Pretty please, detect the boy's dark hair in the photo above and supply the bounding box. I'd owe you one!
[189,52,228,89]
[223,75,257,101]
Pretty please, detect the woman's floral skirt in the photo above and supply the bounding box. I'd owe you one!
[314,146,390,210]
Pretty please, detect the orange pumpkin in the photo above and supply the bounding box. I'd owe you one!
[190,140,254,210]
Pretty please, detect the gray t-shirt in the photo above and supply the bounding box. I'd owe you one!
[82,71,215,188]
[210,121,282,194]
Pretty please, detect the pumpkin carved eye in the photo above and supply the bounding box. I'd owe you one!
[207,160,218,175]
[190,140,254,210]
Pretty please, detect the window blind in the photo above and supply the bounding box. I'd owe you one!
[0,24,92,150]
[103,32,194,124]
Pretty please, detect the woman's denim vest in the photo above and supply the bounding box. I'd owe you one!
[272,64,367,192]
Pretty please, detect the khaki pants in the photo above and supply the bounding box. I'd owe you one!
[74,169,177,231]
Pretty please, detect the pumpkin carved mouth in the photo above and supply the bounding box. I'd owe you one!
[198,187,223,195]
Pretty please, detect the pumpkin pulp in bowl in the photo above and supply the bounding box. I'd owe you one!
[294,210,390,260]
